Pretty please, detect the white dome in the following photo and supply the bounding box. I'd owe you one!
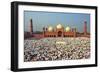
[56,24,62,29]
[65,26,70,32]
[48,26,53,32]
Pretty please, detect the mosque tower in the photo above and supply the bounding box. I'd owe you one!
[30,19,33,34]
[84,21,87,35]
[43,27,45,37]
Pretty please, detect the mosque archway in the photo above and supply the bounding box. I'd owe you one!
[58,31,62,37]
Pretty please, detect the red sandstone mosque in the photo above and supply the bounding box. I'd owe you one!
[24,19,90,39]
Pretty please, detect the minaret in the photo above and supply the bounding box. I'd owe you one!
[43,27,45,37]
[84,21,87,35]
[30,19,33,34]
[73,28,77,37]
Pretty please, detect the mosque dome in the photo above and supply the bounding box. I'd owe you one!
[65,26,70,32]
[48,26,53,32]
[56,24,63,29]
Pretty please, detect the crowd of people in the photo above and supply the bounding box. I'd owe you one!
[24,37,90,62]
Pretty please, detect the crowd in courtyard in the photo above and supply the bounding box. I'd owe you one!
[24,37,90,62]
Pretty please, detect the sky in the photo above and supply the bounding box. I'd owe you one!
[24,11,90,33]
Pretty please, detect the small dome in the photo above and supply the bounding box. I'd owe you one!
[56,24,63,29]
[65,26,70,32]
[48,26,53,32]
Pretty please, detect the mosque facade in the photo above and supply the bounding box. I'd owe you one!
[42,21,89,37]
[43,24,77,37]
[26,19,90,39]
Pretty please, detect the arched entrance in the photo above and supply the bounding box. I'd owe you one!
[58,31,62,37]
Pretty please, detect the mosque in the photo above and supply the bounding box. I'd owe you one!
[25,19,90,39]
[43,24,77,37]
